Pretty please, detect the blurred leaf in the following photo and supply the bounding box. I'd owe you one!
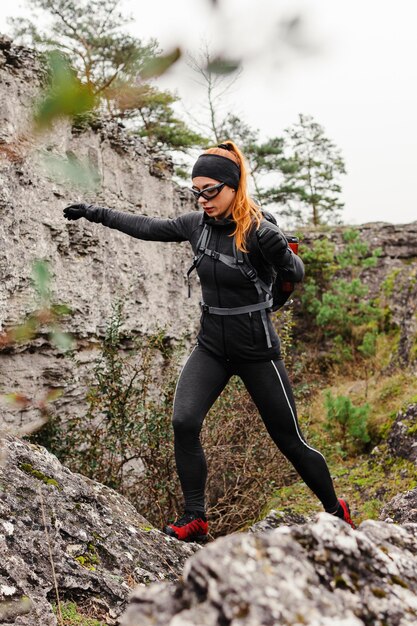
[37,387,64,418]
[45,388,64,402]
[9,317,39,343]
[206,56,241,75]
[35,308,55,325]
[0,330,13,348]
[140,47,181,80]
[281,15,302,34]
[50,303,73,316]
[40,151,101,191]
[3,393,31,407]
[105,82,150,112]
[49,328,75,353]
[34,51,96,130]
[31,260,51,303]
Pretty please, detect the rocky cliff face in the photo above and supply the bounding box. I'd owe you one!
[0,36,199,430]
[387,404,417,466]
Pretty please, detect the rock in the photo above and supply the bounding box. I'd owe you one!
[387,404,417,464]
[0,37,199,431]
[248,508,308,533]
[119,513,417,626]
[0,435,201,625]
[380,489,417,524]
[0,34,41,74]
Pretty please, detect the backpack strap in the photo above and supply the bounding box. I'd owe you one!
[233,241,272,296]
[186,222,212,297]
[201,248,238,269]
[232,240,274,348]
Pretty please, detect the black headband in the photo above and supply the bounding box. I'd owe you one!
[191,154,241,190]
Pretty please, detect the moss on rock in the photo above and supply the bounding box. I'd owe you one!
[19,462,61,489]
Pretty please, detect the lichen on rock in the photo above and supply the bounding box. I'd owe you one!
[0,435,201,625]
[120,515,417,626]
[387,404,417,464]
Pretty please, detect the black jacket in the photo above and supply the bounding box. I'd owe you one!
[85,206,304,362]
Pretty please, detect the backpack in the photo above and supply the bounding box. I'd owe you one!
[261,210,299,310]
[186,211,299,348]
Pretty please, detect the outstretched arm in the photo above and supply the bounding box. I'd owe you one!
[63,203,196,242]
[256,222,305,282]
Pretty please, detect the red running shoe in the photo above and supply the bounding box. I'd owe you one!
[338,498,356,529]
[163,510,208,542]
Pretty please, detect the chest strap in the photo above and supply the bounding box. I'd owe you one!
[200,298,274,316]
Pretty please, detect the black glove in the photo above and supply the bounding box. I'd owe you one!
[63,203,89,221]
[256,226,288,258]
[63,203,104,223]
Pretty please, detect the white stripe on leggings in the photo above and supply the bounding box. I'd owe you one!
[270,360,327,462]
[173,344,198,410]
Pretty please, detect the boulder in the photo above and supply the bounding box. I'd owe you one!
[0,435,201,625]
[387,404,417,464]
[380,489,417,524]
[120,514,417,626]
[248,508,308,533]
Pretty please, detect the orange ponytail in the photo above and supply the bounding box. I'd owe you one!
[203,141,262,252]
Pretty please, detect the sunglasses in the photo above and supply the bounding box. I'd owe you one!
[189,182,225,200]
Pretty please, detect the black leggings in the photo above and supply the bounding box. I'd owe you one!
[172,345,338,514]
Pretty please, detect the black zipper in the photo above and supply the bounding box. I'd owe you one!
[213,230,228,358]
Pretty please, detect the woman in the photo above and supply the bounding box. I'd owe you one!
[63,141,355,541]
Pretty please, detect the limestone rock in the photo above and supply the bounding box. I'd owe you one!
[380,489,417,524]
[387,404,417,464]
[0,435,201,625]
[0,37,199,431]
[120,514,417,626]
[248,508,308,533]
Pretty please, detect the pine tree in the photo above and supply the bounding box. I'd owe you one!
[271,114,346,226]
[219,114,285,203]
[9,0,205,151]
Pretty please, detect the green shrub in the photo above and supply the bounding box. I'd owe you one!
[324,391,370,451]
[272,306,295,363]
[32,298,182,521]
[299,229,383,364]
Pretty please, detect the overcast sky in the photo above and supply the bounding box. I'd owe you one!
[1,0,416,225]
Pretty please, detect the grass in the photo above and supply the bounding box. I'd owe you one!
[300,370,417,441]
[266,450,416,525]
[52,602,105,626]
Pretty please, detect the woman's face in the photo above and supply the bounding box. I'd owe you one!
[192,176,236,221]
